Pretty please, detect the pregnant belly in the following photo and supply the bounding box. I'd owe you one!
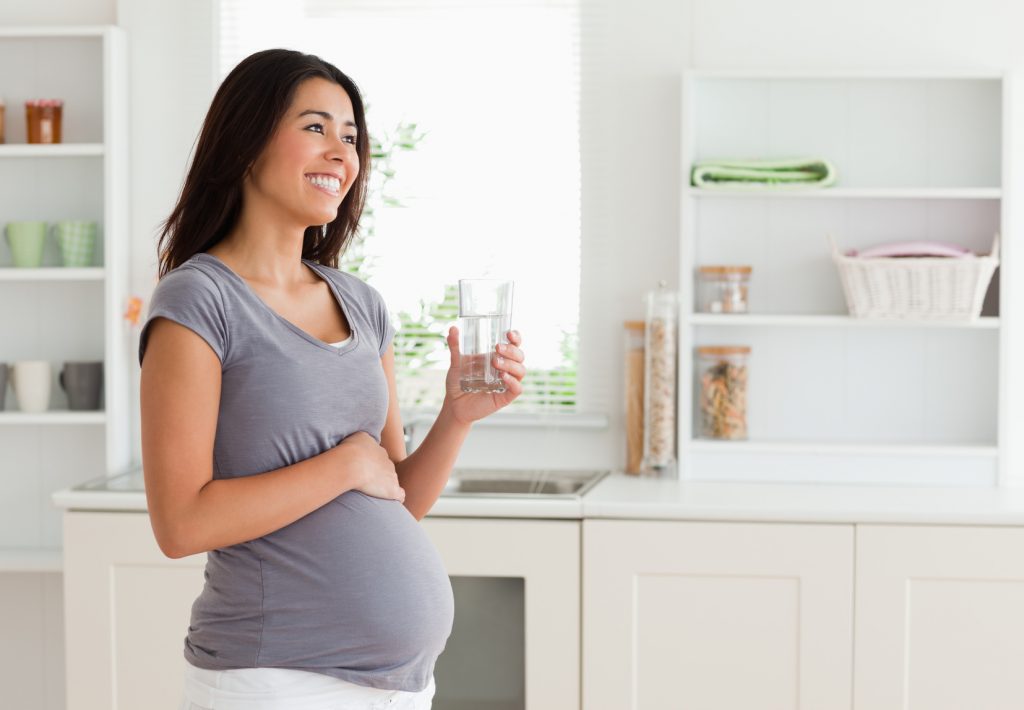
[252,490,455,667]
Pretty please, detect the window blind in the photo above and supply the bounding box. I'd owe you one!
[217,0,590,416]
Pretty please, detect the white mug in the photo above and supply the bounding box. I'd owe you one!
[12,360,51,413]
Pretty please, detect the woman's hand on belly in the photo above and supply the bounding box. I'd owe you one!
[333,431,405,502]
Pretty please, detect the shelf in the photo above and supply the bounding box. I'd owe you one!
[0,267,104,280]
[687,440,999,458]
[0,411,106,425]
[0,548,62,573]
[688,314,1000,329]
[687,69,1005,80]
[685,187,1001,200]
[0,144,104,158]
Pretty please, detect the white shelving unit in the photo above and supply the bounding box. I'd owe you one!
[0,267,105,281]
[0,26,129,573]
[689,314,1001,329]
[679,70,1016,486]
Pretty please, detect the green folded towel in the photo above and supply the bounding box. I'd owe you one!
[691,157,837,190]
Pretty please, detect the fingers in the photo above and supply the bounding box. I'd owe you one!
[499,368,523,396]
[496,341,525,363]
[447,326,460,365]
[494,332,526,382]
[493,352,526,380]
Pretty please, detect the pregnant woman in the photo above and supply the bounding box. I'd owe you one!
[138,49,526,710]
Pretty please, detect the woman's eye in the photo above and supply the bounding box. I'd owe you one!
[306,124,356,145]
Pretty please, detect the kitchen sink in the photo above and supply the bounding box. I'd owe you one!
[68,467,611,500]
[442,468,609,498]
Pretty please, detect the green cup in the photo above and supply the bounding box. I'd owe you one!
[55,221,97,267]
[5,221,47,268]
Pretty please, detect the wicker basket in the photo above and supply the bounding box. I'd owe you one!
[830,233,1000,321]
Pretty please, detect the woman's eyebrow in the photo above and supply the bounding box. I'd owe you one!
[297,109,357,129]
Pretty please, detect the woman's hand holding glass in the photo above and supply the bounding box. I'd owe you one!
[443,327,525,425]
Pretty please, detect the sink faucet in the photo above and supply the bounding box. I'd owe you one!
[401,413,435,453]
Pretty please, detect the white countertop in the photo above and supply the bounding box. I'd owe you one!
[51,468,585,519]
[52,470,1024,525]
[584,473,1024,525]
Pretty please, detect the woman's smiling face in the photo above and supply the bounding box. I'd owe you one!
[245,77,360,228]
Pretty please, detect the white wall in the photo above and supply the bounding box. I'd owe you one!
[118,0,218,476]
[0,0,112,26]
[118,0,1024,474]
[691,0,1024,68]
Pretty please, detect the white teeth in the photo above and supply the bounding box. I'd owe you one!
[306,175,341,194]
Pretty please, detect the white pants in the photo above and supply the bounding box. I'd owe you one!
[180,663,436,710]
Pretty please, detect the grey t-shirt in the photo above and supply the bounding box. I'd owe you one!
[138,252,454,692]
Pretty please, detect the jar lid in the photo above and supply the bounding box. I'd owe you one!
[697,345,751,355]
[698,265,752,274]
[623,320,645,331]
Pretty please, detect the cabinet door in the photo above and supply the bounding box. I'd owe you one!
[855,525,1024,710]
[422,518,580,710]
[63,511,205,710]
[64,512,579,710]
[583,520,854,710]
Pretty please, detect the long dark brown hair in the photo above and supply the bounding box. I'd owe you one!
[155,49,371,278]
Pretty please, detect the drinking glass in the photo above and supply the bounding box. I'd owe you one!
[5,221,47,267]
[458,278,514,393]
[55,220,98,267]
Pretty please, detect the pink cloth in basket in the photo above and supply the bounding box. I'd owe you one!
[846,241,974,259]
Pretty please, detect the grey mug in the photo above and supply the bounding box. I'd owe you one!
[59,361,103,411]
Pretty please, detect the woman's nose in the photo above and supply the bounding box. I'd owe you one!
[325,142,348,160]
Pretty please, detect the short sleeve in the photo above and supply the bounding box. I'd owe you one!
[370,286,397,358]
[138,266,230,367]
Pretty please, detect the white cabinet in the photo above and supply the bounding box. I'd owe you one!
[63,511,205,710]
[61,509,1024,710]
[679,71,1017,486]
[62,511,580,710]
[582,519,854,710]
[854,525,1024,710]
[583,519,1024,710]
[422,518,580,710]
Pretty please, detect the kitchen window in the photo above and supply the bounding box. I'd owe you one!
[218,0,583,416]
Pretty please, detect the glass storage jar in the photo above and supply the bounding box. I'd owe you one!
[697,265,751,314]
[697,345,750,440]
[642,282,678,474]
[623,320,645,475]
